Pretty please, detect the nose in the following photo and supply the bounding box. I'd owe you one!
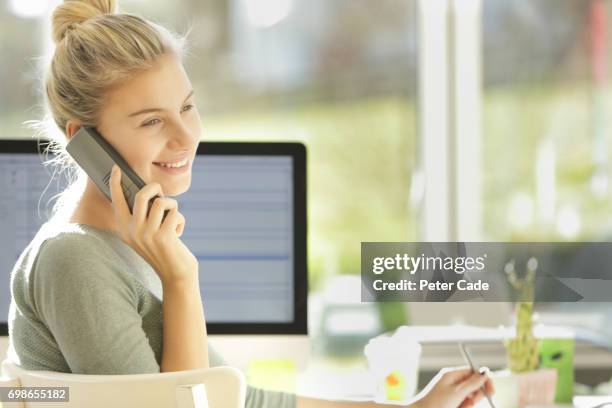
[167,120,196,149]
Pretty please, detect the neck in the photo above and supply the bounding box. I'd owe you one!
[68,179,120,235]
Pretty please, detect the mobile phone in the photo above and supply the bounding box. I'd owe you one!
[66,126,169,221]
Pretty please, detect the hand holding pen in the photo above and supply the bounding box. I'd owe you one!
[459,343,497,408]
[412,365,495,408]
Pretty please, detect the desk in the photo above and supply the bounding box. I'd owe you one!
[298,359,612,407]
[474,397,612,408]
[296,329,612,395]
[293,326,612,403]
[570,397,612,407]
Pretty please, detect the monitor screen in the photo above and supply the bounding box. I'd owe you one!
[0,140,307,335]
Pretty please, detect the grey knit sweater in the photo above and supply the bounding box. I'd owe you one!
[7,221,296,408]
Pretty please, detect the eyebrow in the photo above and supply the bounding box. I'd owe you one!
[128,90,194,117]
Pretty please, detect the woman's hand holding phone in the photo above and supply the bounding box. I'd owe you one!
[109,164,198,287]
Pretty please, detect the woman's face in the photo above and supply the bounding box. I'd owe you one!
[95,52,201,197]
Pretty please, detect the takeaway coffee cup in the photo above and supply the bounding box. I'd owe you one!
[364,330,421,404]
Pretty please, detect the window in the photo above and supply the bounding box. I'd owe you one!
[482,0,612,242]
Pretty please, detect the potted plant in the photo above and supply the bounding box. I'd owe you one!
[503,257,557,407]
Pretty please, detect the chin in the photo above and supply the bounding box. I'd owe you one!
[162,176,191,197]
[148,162,193,196]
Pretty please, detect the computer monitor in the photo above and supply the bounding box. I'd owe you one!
[0,139,307,336]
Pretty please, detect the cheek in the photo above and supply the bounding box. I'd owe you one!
[188,111,203,141]
[128,148,158,176]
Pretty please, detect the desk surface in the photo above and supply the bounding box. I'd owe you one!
[296,335,612,403]
[476,397,612,408]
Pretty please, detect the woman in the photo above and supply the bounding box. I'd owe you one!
[7,1,494,407]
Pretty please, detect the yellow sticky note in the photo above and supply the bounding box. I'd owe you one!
[247,359,296,393]
[385,370,406,401]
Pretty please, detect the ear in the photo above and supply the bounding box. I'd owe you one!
[65,120,82,141]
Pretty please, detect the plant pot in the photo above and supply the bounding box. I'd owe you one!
[490,368,557,408]
[516,368,557,407]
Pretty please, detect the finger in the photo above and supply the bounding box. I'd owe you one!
[469,389,484,403]
[457,372,488,396]
[132,183,164,226]
[477,366,495,396]
[109,165,131,226]
[159,207,181,237]
[175,212,185,237]
[458,396,475,408]
[484,376,495,395]
[146,197,178,232]
[441,366,473,384]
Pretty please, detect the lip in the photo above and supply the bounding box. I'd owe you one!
[153,152,190,165]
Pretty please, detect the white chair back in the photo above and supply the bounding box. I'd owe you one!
[0,359,246,408]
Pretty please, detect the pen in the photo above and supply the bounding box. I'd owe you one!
[458,343,496,408]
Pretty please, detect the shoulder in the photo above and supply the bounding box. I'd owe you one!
[32,223,132,290]
[30,223,142,315]
[35,223,121,269]
[38,222,112,254]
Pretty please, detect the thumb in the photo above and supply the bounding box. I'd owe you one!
[457,373,487,398]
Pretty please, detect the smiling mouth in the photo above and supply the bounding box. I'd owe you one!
[153,156,189,168]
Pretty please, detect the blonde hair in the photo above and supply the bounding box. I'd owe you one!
[32,0,189,225]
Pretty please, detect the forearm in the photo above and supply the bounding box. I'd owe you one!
[160,276,209,372]
[296,395,419,408]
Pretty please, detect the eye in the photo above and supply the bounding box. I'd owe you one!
[181,104,195,113]
[142,118,161,127]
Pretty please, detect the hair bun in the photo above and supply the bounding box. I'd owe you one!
[52,0,118,44]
